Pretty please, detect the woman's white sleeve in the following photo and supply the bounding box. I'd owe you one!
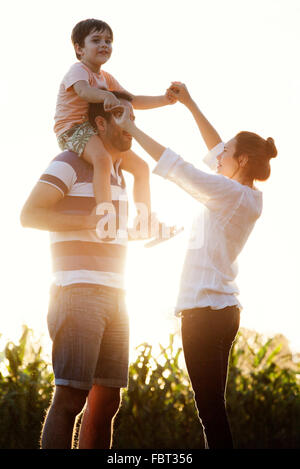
[153,147,240,206]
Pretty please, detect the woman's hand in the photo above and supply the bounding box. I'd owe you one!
[112,106,135,133]
[164,88,177,105]
[167,82,192,106]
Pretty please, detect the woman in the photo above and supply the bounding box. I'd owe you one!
[115,83,277,449]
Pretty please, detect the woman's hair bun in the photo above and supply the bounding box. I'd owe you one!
[265,137,277,159]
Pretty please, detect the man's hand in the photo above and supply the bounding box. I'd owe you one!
[167,82,192,106]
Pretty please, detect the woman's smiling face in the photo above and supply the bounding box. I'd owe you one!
[216,138,239,178]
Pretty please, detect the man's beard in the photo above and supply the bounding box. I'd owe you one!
[111,133,132,152]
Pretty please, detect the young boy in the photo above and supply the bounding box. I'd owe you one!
[54,18,176,239]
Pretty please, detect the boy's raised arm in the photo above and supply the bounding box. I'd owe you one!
[129,90,177,110]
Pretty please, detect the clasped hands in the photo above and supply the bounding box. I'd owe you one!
[109,82,192,131]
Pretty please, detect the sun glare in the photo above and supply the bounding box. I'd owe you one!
[125,237,186,354]
[2,0,300,360]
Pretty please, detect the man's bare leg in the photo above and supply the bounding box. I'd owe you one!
[41,385,88,449]
[78,384,121,449]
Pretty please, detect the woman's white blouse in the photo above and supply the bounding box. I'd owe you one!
[153,143,263,315]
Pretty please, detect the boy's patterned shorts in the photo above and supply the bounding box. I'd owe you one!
[57,122,98,157]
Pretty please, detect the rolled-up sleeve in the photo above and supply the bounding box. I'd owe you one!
[153,146,241,208]
[203,142,225,171]
[152,148,181,178]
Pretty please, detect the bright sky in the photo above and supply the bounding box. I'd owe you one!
[1,0,300,357]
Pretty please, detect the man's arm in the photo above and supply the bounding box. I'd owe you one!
[20,182,99,231]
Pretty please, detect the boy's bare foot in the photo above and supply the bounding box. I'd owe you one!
[128,211,183,245]
[144,225,184,248]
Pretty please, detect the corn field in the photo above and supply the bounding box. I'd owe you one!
[0,326,299,449]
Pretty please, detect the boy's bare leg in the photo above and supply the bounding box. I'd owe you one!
[120,150,151,212]
[41,386,88,449]
[120,150,152,236]
[121,150,178,242]
[82,135,113,207]
[78,385,121,449]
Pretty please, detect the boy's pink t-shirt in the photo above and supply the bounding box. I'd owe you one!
[54,62,126,136]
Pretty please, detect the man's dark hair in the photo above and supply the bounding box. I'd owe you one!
[88,91,133,129]
[71,19,113,60]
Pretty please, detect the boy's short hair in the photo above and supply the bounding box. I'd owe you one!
[71,19,113,60]
[88,91,133,129]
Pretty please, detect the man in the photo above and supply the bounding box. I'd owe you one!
[21,91,136,449]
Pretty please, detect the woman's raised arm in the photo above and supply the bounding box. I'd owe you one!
[167,82,222,151]
[113,107,239,207]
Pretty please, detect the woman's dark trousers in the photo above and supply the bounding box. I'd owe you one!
[181,306,240,449]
